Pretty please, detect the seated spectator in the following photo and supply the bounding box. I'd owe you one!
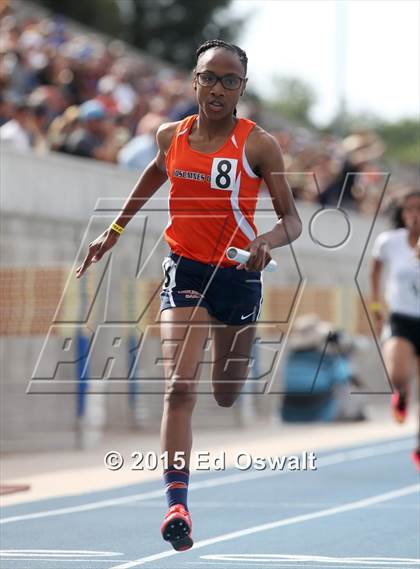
[1,50,39,97]
[48,105,79,151]
[117,112,167,171]
[59,99,110,160]
[0,98,31,151]
[163,80,198,121]
[0,93,13,126]
[95,75,119,115]
[280,314,366,423]
[99,113,132,163]
[26,101,50,154]
[28,85,68,122]
[319,131,385,208]
[107,64,138,114]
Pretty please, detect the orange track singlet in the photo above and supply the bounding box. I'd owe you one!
[164,114,263,267]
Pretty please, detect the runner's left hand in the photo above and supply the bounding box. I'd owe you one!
[236,237,273,271]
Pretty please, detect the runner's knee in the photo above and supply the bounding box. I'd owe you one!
[165,375,196,407]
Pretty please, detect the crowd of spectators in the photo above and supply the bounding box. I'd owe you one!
[0,2,414,214]
[0,3,197,168]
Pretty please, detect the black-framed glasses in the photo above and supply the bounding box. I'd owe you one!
[196,72,245,90]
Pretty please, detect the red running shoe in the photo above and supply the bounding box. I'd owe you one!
[391,390,408,423]
[161,504,193,551]
[411,449,420,473]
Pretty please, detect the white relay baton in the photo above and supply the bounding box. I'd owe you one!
[226,247,278,272]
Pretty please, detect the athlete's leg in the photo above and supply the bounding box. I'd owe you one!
[210,317,256,407]
[383,337,415,423]
[416,357,420,453]
[409,357,420,471]
[160,306,209,467]
[383,337,415,391]
[159,305,209,550]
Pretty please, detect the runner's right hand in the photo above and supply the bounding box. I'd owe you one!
[76,228,120,278]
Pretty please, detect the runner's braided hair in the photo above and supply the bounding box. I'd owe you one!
[196,39,248,75]
[195,39,247,116]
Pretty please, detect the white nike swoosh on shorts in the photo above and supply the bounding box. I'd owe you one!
[240,311,254,320]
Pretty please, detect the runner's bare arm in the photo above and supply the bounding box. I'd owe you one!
[370,258,383,304]
[369,257,385,332]
[247,127,302,249]
[76,122,178,278]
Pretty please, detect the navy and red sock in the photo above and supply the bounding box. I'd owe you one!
[163,466,190,511]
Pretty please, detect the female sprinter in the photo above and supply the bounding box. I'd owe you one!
[76,39,302,551]
[370,191,420,472]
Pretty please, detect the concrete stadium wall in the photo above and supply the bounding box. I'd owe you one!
[1,149,390,452]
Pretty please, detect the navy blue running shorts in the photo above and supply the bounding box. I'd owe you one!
[160,251,263,325]
[386,312,420,355]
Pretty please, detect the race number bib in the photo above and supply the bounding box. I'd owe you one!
[210,158,237,191]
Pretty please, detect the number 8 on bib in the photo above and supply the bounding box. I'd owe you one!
[210,158,238,191]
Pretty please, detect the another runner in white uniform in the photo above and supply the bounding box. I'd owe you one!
[370,191,420,471]
[372,227,420,318]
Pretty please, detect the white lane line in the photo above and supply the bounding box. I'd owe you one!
[0,488,164,525]
[189,563,419,568]
[188,564,419,569]
[0,549,126,564]
[123,500,420,510]
[0,438,413,525]
[0,550,121,557]
[0,561,129,564]
[109,483,420,568]
[191,561,420,568]
[201,553,420,565]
